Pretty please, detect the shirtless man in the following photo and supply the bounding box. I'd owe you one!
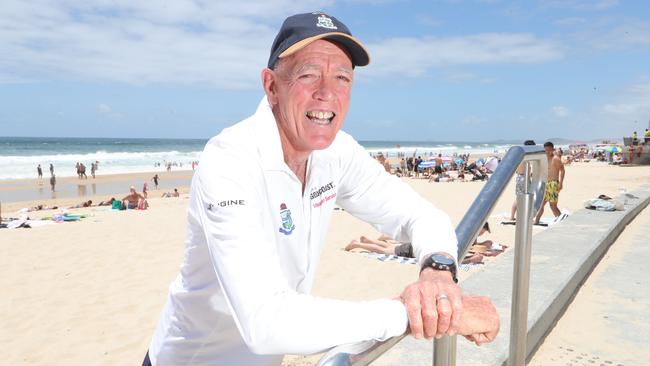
[434,154,443,174]
[122,186,145,209]
[509,140,536,221]
[534,141,566,224]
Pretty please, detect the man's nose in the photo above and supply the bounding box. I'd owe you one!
[313,77,335,101]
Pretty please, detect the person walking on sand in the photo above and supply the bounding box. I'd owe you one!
[91,162,96,179]
[142,181,148,198]
[142,12,499,366]
[151,174,159,190]
[49,174,56,192]
[37,164,43,180]
[509,140,536,221]
[534,141,566,224]
[49,163,54,176]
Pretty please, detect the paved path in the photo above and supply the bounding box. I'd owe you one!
[529,206,650,366]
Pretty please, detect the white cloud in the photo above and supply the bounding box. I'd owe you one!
[553,17,587,26]
[97,104,112,114]
[362,33,562,78]
[0,1,563,87]
[0,0,332,88]
[552,105,569,117]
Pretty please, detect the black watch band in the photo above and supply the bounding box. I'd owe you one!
[421,254,458,283]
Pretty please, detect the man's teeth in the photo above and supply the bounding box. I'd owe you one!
[306,111,334,124]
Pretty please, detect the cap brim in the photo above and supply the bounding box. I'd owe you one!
[279,32,370,67]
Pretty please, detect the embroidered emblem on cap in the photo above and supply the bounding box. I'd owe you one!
[316,14,337,30]
[278,203,296,235]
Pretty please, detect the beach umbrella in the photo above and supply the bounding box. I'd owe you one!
[418,161,436,168]
[604,146,622,153]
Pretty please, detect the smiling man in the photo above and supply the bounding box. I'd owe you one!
[144,12,498,366]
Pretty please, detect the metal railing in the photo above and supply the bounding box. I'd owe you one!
[317,145,548,366]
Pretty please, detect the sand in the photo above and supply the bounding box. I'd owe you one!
[1,161,649,365]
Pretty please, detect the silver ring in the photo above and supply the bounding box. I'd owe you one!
[437,294,449,301]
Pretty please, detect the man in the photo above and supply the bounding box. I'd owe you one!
[49,174,56,192]
[37,164,43,180]
[144,12,498,366]
[49,163,54,176]
[434,153,443,174]
[122,186,145,209]
[534,141,566,224]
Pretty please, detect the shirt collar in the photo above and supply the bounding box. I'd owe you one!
[252,96,292,172]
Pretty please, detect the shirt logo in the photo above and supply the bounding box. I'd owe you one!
[316,14,337,30]
[310,181,336,208]
[278,203,296,235]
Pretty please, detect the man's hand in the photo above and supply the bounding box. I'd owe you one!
[399,268,462,340]
[458,296,500,346]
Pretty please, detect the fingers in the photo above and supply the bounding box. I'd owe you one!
[447,293,464,336]
[402,286,424,339]
[420,284,438,339]
[435,294,452,337]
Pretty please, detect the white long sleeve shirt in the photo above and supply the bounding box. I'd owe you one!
[148,97,458,366]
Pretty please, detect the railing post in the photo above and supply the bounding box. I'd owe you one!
[508,163,535,366]
[433,336,453,365]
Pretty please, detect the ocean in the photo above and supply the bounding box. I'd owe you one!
[0,136,514,180]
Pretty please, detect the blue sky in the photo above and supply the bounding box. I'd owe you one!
[1,0,649,142]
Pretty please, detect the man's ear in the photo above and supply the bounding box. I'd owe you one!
[261,68,278,105]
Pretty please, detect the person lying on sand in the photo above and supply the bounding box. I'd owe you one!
[69,200,92,209]
[345,223,496,264]
[97,198,116,206]
[161,188,180,198]
[28,204,59,212]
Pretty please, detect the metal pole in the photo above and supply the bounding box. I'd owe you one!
[433,336,452,365]
[507,163,535,366]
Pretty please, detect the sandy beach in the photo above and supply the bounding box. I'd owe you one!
[1,161,649,365]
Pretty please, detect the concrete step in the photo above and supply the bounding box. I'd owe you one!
[528,205,650,366]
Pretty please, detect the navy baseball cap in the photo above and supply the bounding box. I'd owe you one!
[268,12,370,69]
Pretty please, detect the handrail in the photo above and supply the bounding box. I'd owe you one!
[316,145,548,366]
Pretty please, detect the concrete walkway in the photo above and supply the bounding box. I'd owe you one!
[529,205,650,366]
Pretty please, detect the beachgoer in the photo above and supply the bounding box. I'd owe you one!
[69,200,92,209]
[345,223,495,262]
[142,181,148,198]
[49,163,54,176]
[50,174,56,192]
[509,140,536,221]
[37,164,43,179]
[91,163,96,179]
[534,141,566,224]
[98,198,116,206]
[161,188,180,198]
[79,163,87,179]
[143,12,498,366]
[434,154,443,174]
[122,186,145,210]
[151,174,159,189]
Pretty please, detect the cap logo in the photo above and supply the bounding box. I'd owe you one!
[316,14,337,30]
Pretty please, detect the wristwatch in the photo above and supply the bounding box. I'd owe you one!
[421,254,458,283]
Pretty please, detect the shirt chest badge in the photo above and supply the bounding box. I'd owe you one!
[278,203,296,235]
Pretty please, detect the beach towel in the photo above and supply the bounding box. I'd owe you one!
[584,198,624,211]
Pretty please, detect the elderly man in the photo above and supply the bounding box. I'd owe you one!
[144,12,498,366]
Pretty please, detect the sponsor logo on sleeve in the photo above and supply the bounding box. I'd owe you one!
[207,199,245,211]
[278,203,296,235]
[310,181,337,208]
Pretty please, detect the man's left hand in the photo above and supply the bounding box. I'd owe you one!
[399,267,463,340]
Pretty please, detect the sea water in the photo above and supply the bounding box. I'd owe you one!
[0,136,514,180]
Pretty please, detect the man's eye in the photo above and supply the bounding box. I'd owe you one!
[299,73,317,80]
[336,75,351,83]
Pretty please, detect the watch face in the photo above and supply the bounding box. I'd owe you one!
[432,255,455,266]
